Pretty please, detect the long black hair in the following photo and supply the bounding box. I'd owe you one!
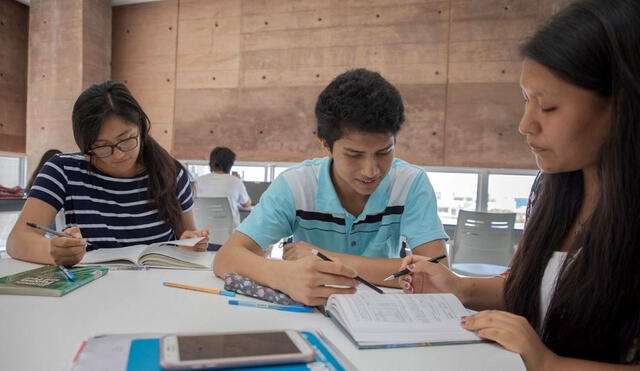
[71,81,187,236]
[504,0,640,363]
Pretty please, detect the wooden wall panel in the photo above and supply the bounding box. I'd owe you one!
[445,0,539,168]
[445,83,530,168]
[169,0,454,163]
[175,0,241,90]
[172,86,324,161]
[82,0,111,88]
[396,84,447,166]
[451,0,538,20]
[241,0,445,15]
[110,0,579,169]
[112,0,178,151]
[26,0,85,172]
[0,0,28,154]
[26,0,111,173]
[240,2,449,34]
[242,23,449,51]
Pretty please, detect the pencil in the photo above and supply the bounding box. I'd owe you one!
[382,254,447,281]
[163,282,235,297]
[311,249,384,294]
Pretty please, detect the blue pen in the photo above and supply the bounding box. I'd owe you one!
[58,265,76,281]
[228,300,314,313]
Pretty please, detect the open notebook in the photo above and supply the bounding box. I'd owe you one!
[79,237,214,270]
[326,292,481,349]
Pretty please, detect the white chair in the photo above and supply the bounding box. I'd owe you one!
[449,210,516,277]
[194,197,234,245]
[54,209,65,231]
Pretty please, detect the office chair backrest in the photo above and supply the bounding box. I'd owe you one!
[194,197,234,245]
[243,181,270,205]
[450,210,516,267]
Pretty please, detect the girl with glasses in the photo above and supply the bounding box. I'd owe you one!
[8,81,209,266]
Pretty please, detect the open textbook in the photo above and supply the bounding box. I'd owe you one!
[326,292,481,349]
[79,237,214,270]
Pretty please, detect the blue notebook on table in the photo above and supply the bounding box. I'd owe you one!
[126,331,354,371]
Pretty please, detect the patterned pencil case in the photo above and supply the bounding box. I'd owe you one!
[223,272,302,306]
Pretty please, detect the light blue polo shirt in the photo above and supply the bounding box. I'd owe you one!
[237,157,448,258]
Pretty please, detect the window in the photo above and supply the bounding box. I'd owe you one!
[426,171,478,225]
[186,164,209,179]
[231,166,266,182]
[0,155,25,188]
[181,158,536,231]
[488,174,537,229]
[184,161,293,182]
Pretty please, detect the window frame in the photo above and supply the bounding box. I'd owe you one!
[182,159,538,231]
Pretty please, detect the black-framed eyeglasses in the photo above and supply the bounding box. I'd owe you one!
[87,136,139,158]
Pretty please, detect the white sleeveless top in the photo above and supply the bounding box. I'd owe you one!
[539,251,569,323]
[538,251,640,363]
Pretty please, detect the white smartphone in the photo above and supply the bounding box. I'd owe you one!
[160,330,315,370]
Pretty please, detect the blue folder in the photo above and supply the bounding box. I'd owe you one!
[126,331,350,371]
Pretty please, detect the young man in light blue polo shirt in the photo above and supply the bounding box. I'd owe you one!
[214,69,448,306]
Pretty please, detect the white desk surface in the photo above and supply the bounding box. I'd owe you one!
[0,258,524,371]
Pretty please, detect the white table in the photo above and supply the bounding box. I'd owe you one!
[0,258,524,371]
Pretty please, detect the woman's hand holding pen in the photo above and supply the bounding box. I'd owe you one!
[398,255,462,296]
[461,310,556,371]
[179,229,210,251]
[276,255,359,306]
[48,226,87,266]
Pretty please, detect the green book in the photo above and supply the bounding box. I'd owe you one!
[0,265,108,297]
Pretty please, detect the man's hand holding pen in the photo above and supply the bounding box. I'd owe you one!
[274,255,359,306]
[283,240,326,261]
[274,237,357,305]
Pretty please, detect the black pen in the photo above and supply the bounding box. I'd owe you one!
[311,248,384,294]
[382,254,447,281]
[26,222,92,246]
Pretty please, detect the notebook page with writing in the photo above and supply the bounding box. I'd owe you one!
[327,292,480,348]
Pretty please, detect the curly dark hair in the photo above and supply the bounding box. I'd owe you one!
[315,68,405,150]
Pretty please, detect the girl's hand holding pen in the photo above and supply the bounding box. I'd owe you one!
[398,254,461,296]
[49,226,88,266]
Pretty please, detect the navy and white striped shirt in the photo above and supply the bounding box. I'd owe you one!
[29,153,194,249]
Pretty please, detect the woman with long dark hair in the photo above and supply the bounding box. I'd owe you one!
[8,81,209,266]
[399,0,640,368]
[26,149,62,190]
